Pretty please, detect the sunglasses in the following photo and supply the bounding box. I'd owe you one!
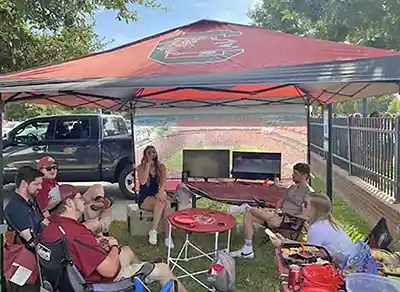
[46,165,58,171]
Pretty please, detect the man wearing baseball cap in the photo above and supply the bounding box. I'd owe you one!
[37,156,112,236]
[40,184,187,291]
[36,156,58,212]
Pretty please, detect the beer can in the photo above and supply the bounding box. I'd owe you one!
[288,264,301,291]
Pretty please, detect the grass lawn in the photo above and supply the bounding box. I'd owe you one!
[110,176,371,292]
[164,145,265,173]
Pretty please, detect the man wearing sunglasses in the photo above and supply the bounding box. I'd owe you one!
[36,156,112,236]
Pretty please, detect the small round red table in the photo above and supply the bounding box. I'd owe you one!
[167,208,236,291]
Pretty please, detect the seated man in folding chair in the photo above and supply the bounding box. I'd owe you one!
[40,184,188,292]
[229,162,314,259]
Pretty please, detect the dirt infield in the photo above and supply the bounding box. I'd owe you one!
[145,128,307,179]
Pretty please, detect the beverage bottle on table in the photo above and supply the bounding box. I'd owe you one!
[274,176,279,185]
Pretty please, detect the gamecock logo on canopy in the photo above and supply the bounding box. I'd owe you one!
[149,30,244,64]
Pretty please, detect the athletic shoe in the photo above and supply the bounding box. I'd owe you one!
[148,229,157,245]
[228,203,251,215]
[229,247,254,259]
[164,237,175,249]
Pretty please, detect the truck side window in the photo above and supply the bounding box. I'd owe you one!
[54,118,91,140]
[13,121,52,144]
[103,117,127,137]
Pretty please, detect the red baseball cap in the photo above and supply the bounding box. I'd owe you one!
[37,156,57,169]
[45,184,79,211]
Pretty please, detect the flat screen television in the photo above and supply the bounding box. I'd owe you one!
[182,149,230,179]
[231,151,281,180]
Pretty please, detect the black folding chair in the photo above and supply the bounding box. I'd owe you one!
[365,217,393,251]
[36,226,177,292]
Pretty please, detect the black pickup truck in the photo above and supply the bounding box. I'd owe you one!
[3,114,136,199]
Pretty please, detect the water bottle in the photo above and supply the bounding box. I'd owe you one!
[274,176,279,185]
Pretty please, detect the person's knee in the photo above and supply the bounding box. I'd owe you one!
[157,263,173,277]
[92,183,104,194]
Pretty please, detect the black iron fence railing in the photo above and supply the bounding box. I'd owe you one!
[310,117,400,202]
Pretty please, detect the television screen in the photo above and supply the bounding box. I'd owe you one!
[182,149,230,179]
[232,151,281,180]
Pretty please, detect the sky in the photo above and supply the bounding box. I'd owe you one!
[95,0,254,49]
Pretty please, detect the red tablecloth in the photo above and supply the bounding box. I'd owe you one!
[168,208,236,233]
[185,181,286,206]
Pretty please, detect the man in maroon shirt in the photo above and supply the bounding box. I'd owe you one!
[37,156,112,236]
[40,184,187,292]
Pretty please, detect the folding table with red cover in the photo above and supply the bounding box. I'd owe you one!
[184,181,287,207]
[167,208,236,291]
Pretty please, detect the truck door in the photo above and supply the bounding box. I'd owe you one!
[3,118,55,183]
[46,116,100,182]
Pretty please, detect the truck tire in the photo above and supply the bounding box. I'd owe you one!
[118,165,137,200]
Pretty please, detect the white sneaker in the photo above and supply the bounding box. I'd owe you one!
[164,237,175,249]
[229,247,254,259]
[228,203,251,215]
[148,229,157,245]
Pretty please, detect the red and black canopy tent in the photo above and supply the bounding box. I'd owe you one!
[0,19,399,285]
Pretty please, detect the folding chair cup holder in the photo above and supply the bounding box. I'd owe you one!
[36,237,178,292]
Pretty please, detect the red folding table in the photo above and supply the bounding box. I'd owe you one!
[167,208,236,291]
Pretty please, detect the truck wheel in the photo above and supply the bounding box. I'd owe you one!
[118,165,137,200]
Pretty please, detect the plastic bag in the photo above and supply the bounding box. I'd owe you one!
[207,250,235,292]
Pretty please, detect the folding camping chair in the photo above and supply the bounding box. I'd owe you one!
[260,213,306,245]
[365,217,393,251]
[253,198,306,245]
[36,227,178,292]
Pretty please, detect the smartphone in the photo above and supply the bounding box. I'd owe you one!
[265,228,279,240]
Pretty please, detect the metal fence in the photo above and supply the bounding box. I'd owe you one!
[310,117,400,202]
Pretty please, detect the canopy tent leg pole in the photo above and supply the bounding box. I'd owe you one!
[0,98,6,291]
[326,104,333,201]
[306,99,312,186]
[129,102,137,197]
[362,98,368,117]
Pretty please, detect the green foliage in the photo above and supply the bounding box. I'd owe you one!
[388,98,400,114]
[333,95,397,115]
[248,0,400,50]
[4,103,97,121]
[0,0,163,120]
[248,0,400,114]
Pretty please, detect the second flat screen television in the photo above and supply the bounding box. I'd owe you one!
[232,151,282,180]
[182,149,230,179]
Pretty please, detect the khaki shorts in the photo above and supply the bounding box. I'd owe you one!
[115,249,165,282]
[261,208,284,228]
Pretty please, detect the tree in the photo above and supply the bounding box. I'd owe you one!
[1,0,163,120]
[248,0,400,50]
[248,0,400,114]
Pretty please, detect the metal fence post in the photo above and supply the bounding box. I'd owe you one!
[347,116,352,175]
[326,104,333,201]
[395,115,400,203]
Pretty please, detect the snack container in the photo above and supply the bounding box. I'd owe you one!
[345,273,400,292]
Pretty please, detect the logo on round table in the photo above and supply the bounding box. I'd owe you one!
[149,30,244,64]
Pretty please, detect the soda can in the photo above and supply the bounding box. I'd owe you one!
[288,264,301,291]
